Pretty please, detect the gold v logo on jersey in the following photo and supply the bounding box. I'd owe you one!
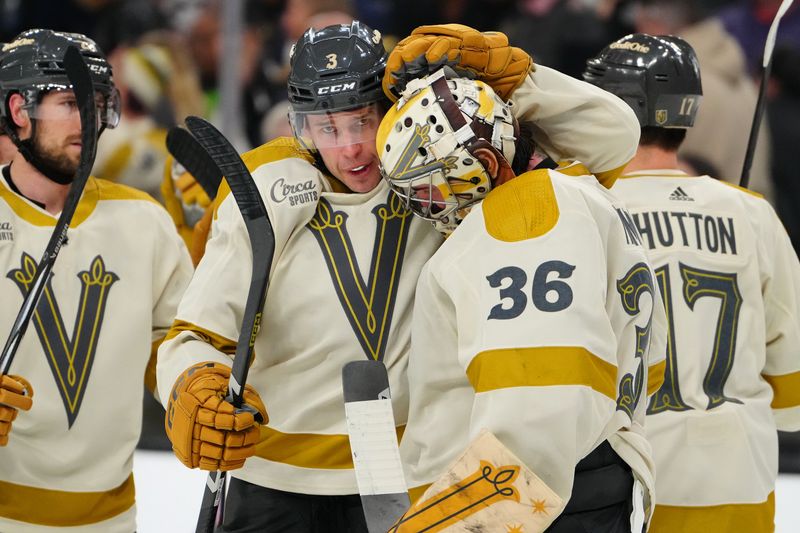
[8,253,119,427]
[308,193,412,361]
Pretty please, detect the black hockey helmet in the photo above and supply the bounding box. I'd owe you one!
[583,34,702,128]
[287,21,387,113]
[0,29,120,131]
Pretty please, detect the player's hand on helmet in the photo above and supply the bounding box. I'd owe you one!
[166,362,267,471]
[0,374,33,446]
[383,24,534,101]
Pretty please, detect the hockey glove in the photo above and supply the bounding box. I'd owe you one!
[0,374,33,446]
[383,24,534,101]
[166,362,268,471]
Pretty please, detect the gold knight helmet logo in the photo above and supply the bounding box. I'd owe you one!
[655,109,668,125]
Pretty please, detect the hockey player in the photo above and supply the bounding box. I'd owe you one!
[157,21,650,532]
[0,30,193,531]
[378,73,666,531]
[584,34,800,532]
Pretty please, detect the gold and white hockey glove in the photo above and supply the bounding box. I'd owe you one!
[0,374,33,446]
[166,362,267,471]
[383,23,534,101]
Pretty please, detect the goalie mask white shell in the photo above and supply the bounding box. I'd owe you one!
[376,73,516,236]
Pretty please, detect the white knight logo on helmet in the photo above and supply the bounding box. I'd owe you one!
[317,82,357,95]
[610,41,650,53]
[2,38,35,51]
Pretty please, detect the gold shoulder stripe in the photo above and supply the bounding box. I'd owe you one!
[466,346,618,400]
[94,177,160,205]
[213,137,314,212]
[648,359,666,397]
[482,169,559,242]
[555,160,590,177]
[650,492,774,533]
[556,160,625,188]
[763,371,800,409]
[718,180,765,199]
[0,474,134,526]
[165,319,237,355]
[0,176,101,227]
[255,425,405,470]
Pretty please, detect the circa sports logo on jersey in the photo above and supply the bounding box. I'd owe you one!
[270,177,319,206]
[0,221,12,241]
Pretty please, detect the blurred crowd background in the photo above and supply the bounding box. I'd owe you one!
[2,0,799,471]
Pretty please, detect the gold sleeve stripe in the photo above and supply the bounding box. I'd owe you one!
[144,338,164,394]
[0,474,134,526]
[763,371,800,409]
[554,160,590,176]
[466,346,618,400]
[255,425,405,470]
[555,160,625,189]
[164,319,237,355]
[482,169,559,242]
[650,492,774,533]
[408,484,432,505]
[648,359,666,397]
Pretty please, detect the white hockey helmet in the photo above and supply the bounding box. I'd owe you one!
[376,71,517,236]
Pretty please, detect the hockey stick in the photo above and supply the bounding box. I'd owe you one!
[343,360,410,532]
[166,126,224,200]
[0,46,98,375]
[740,0,795,188]
[183,116,274,533]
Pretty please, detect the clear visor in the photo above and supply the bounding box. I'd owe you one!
[22,87,121,130]
[381,162,459,221]
[290,103,383,150]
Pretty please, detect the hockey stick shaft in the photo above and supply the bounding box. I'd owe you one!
[0,46,98,375]
[166,127,224,199]
[740,0,795,188]
[184,116,274,533]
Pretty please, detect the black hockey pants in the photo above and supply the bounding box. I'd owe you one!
[218,478,368,533]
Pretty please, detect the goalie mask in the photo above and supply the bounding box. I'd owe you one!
[376,72,516,236]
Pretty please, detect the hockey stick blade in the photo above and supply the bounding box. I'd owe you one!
[0,46,98,375]
[740,0,795,187]
[166,126,224,199]
[183,116,275,533]
[343,360,411,533]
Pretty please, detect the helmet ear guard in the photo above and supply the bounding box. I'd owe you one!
[377,70,517,236]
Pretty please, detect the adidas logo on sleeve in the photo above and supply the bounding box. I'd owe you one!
[669,187,694,201]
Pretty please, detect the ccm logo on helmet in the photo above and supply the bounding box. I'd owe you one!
[88,64,108,75]
[610,42,650,53]
[317,82,356,95]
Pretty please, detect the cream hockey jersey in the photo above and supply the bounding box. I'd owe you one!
[0,172,193,532]
[399,168,667,524]
[612,170,800,532]
[157,140,444,495]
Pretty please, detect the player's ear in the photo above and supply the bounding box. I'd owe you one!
[473,147,499,179]
[8,93,30,130]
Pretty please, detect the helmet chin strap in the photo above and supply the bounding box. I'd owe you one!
[4,119,75,185]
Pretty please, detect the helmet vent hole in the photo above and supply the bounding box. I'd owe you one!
[428,115,437,124]
[385,144,391,152]
[421,98,429,106]
[477,186,486,192]
[404,117,413,127]
[655,74,669,82]
[435,125,444,133]
[463,158,474,166]
[395,123,402,132]
[418,147,427,157]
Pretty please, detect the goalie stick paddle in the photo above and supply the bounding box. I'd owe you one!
[740,0,795,188]
[0,46,98,375]
[343,360,411,533]
[184,116,275,533]
[166,126,224,200]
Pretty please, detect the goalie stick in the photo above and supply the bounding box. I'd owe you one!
[0,46,98,375]
[740,0,795,188]
[183,116,275,533]
[343,360,411,532]
[166,126,224,200]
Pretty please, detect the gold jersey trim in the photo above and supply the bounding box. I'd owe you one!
[649,491,774,533]
[164,319,238,356]
[482,169,559,242]
[466,346,618,400]
[0,473,134,526]
[648,359,666,397]
[556,160,624,189]
[763,371,800,409]
[0,176,159,228]
[255,425,405,470]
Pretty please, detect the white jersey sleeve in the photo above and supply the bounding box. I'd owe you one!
[510,65,640,181]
